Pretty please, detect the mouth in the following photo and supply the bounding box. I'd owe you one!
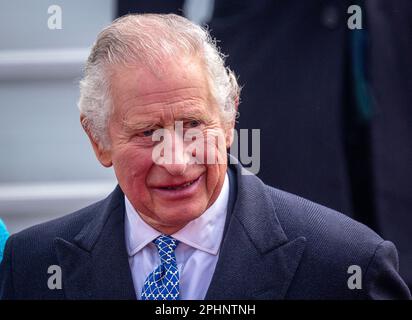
[158,175,202,191]
[152,173,204,200]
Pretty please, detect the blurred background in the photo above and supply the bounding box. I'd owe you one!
[0,0,411,287]
[0,0,117,234]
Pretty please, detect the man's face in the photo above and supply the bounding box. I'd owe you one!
[90,56,233,234]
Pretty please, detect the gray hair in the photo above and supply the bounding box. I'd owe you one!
[78,13,240,149]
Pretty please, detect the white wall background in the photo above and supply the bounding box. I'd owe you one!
[0,0,117,234]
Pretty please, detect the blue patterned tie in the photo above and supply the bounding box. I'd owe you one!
[141,235,180,300]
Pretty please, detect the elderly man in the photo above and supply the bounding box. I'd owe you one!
[0,14,410,300]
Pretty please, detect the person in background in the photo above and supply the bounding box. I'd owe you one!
[0,219,9,263]
[207,0,412,289]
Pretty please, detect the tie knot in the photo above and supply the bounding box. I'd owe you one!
[153,235,179,264]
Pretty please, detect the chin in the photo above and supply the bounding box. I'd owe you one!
[158,202,207,226]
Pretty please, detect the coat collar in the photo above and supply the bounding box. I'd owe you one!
[54,186,136,299]
[205,158,307,299]
[55,158,306,299]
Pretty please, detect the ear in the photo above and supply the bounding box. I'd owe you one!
[234,95,240,112]
[225,98,239,148]
[225,120,236,148]
[80,114,113,167]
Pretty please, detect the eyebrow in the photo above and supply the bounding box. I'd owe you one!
[176,113,211,122]
[121,109,212,132]
[174,105,213,122]
[121,120,158,132]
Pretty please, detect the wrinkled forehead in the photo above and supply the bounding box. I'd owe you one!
[108,55,217,123]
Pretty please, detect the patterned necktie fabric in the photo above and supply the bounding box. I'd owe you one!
[141,235,180,300]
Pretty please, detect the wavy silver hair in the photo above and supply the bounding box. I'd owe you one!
[78,13,240,149]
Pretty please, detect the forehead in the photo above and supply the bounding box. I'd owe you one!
[109,56,216,123]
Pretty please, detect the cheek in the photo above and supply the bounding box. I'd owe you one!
[203,128,227,164]
[186,126,226,163]
[112,146,154,186]
[205,163,224,192]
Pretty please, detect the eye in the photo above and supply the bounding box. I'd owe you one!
[141,129,155,137]
[187,120,201,128]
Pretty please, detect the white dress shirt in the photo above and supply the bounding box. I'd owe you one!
[124,173,229,300]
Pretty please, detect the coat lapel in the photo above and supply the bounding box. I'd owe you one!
[205,161,307,299]
[54,186,136,299]
[53,159,306,300]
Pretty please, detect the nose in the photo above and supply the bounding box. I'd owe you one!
[157,129,190,176]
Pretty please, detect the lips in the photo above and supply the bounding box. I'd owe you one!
[151,173,204,200]
[157,176,201,191]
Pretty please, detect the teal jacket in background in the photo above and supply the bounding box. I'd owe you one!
[0,219,9,263]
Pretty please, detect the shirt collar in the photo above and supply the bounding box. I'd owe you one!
[124,172,230,257]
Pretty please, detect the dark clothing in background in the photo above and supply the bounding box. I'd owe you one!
[211,0,354,215]
[118,0,184,16]
[209,0,412,287]
[365,0,412,287]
